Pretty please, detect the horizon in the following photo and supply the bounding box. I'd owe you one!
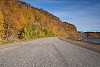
[21,0,100,32]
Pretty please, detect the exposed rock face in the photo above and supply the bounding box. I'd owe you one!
[0,0,78,40]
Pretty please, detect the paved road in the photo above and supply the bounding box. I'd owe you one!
[0,37,100,67]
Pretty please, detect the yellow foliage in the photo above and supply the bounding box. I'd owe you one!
[0,0,79,41]
[0,10,4,40]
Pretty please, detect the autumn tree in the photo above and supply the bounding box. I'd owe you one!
[0,10,5,40]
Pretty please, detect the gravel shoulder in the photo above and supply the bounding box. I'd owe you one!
[59,38,100,53]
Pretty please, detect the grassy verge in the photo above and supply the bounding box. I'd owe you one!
[0,40,8,45]
[0,38,38,45]
[0,39,24,45]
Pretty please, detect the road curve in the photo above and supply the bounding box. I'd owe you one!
[0,37,100,67]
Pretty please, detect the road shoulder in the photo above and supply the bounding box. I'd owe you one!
[59,38,100,53]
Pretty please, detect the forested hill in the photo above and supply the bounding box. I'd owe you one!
[0,0,78,42]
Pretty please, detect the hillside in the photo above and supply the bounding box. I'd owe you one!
[0,0,78,43]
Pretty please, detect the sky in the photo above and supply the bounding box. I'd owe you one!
[21,0,100,32]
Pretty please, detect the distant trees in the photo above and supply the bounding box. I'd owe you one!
[84,32,100,38]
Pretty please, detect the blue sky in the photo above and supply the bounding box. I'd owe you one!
[21,0,100,32]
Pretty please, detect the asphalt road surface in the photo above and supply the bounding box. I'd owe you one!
[0,37,100,67]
